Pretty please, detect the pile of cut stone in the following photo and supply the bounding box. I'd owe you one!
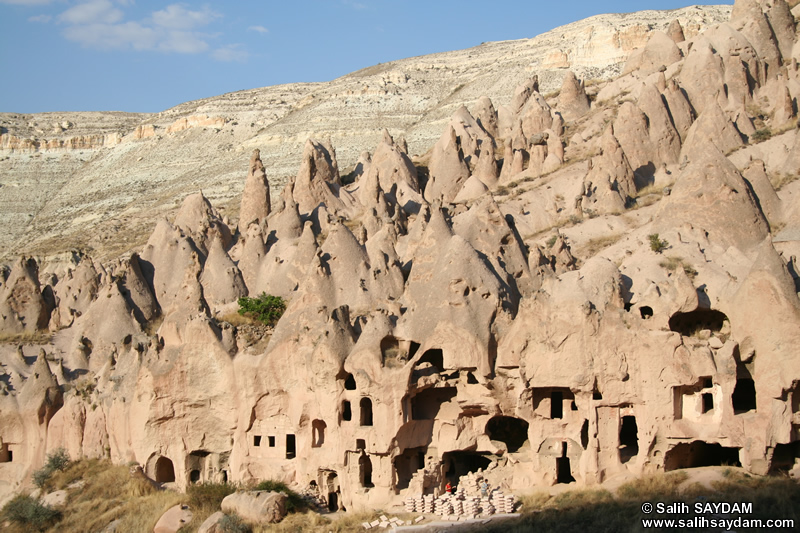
[362,514,423,529]
[403,487,517,519]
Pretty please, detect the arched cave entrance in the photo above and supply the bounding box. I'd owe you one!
[485,416,530,453]
[668,309,728,337]
[344,373,357,390]
[154,456,175,483]
[442,451,492,484]
[189,469,200,483]
[664,441,741,471]
[312,419,326,447]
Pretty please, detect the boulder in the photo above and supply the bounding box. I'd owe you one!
[220,490,288,524]
[153,504,193,533]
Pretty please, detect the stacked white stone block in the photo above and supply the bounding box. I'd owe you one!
[401,490,516,518]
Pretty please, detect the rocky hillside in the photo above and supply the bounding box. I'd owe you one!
[0,5,732,264]
[2,0,800,528]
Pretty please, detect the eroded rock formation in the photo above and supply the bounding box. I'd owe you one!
[1,0,800,517]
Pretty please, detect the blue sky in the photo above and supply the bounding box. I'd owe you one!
[0,1,731,114]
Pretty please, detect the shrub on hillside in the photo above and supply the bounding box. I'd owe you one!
[648,233,668,253]
[237,293,286,325]
[1,494,61,531]
[218,512,252,533]
[253,479,305,512]
[32,447,71,489]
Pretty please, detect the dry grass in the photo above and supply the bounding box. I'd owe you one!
[218,311,260,327]
[659,256,698,279]
[0,331,53,345]
[616,471,688,501]
[24,460,189,533]
[482,469,800,533]
[581,233,623,257]
[143,314,164,336]
[770,171,799,191]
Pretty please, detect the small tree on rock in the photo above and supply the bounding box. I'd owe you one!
[237,293,286,326]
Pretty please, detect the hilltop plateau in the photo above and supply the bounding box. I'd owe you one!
[0,5,731,263]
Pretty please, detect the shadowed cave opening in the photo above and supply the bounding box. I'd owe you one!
[360,397,373,426]
[286,434,296,459]
[0,443,12,463]
[664,441,741,471]
[485,416,530,453]
[442,451,492,484]
[769,442,800,474]
[411,387,457,420]
[556,442,575,484]
[732,373,757,414]
[312,419,326,447]
[154,456,175,483]
[359,454,374,488]
[668,309,728,337]
[326,472,340,512]
[417,348,444,372]
[393,447,426,491]
[619,415,639,464]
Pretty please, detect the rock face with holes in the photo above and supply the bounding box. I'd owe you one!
[2,0,800,517]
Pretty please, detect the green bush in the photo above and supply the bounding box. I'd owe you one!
[253,480,305,512]
[45,447,71,473]
[648,233,669,253]
[1,494,61,531]
[237,293,286,325]
[750,128,772,143]
[187,481,237,510]
[31,447,71,489]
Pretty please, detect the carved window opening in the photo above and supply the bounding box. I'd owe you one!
[360,397,373,426]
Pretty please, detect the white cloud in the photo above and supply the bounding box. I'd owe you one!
[212,43,247,63]
[247,25,268,34]
[151,4,219,30]
[28,14,52,22]
[59,0,123,25]
[63,21,157,50]
[159,30,209,53]
[56,1,231,58]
